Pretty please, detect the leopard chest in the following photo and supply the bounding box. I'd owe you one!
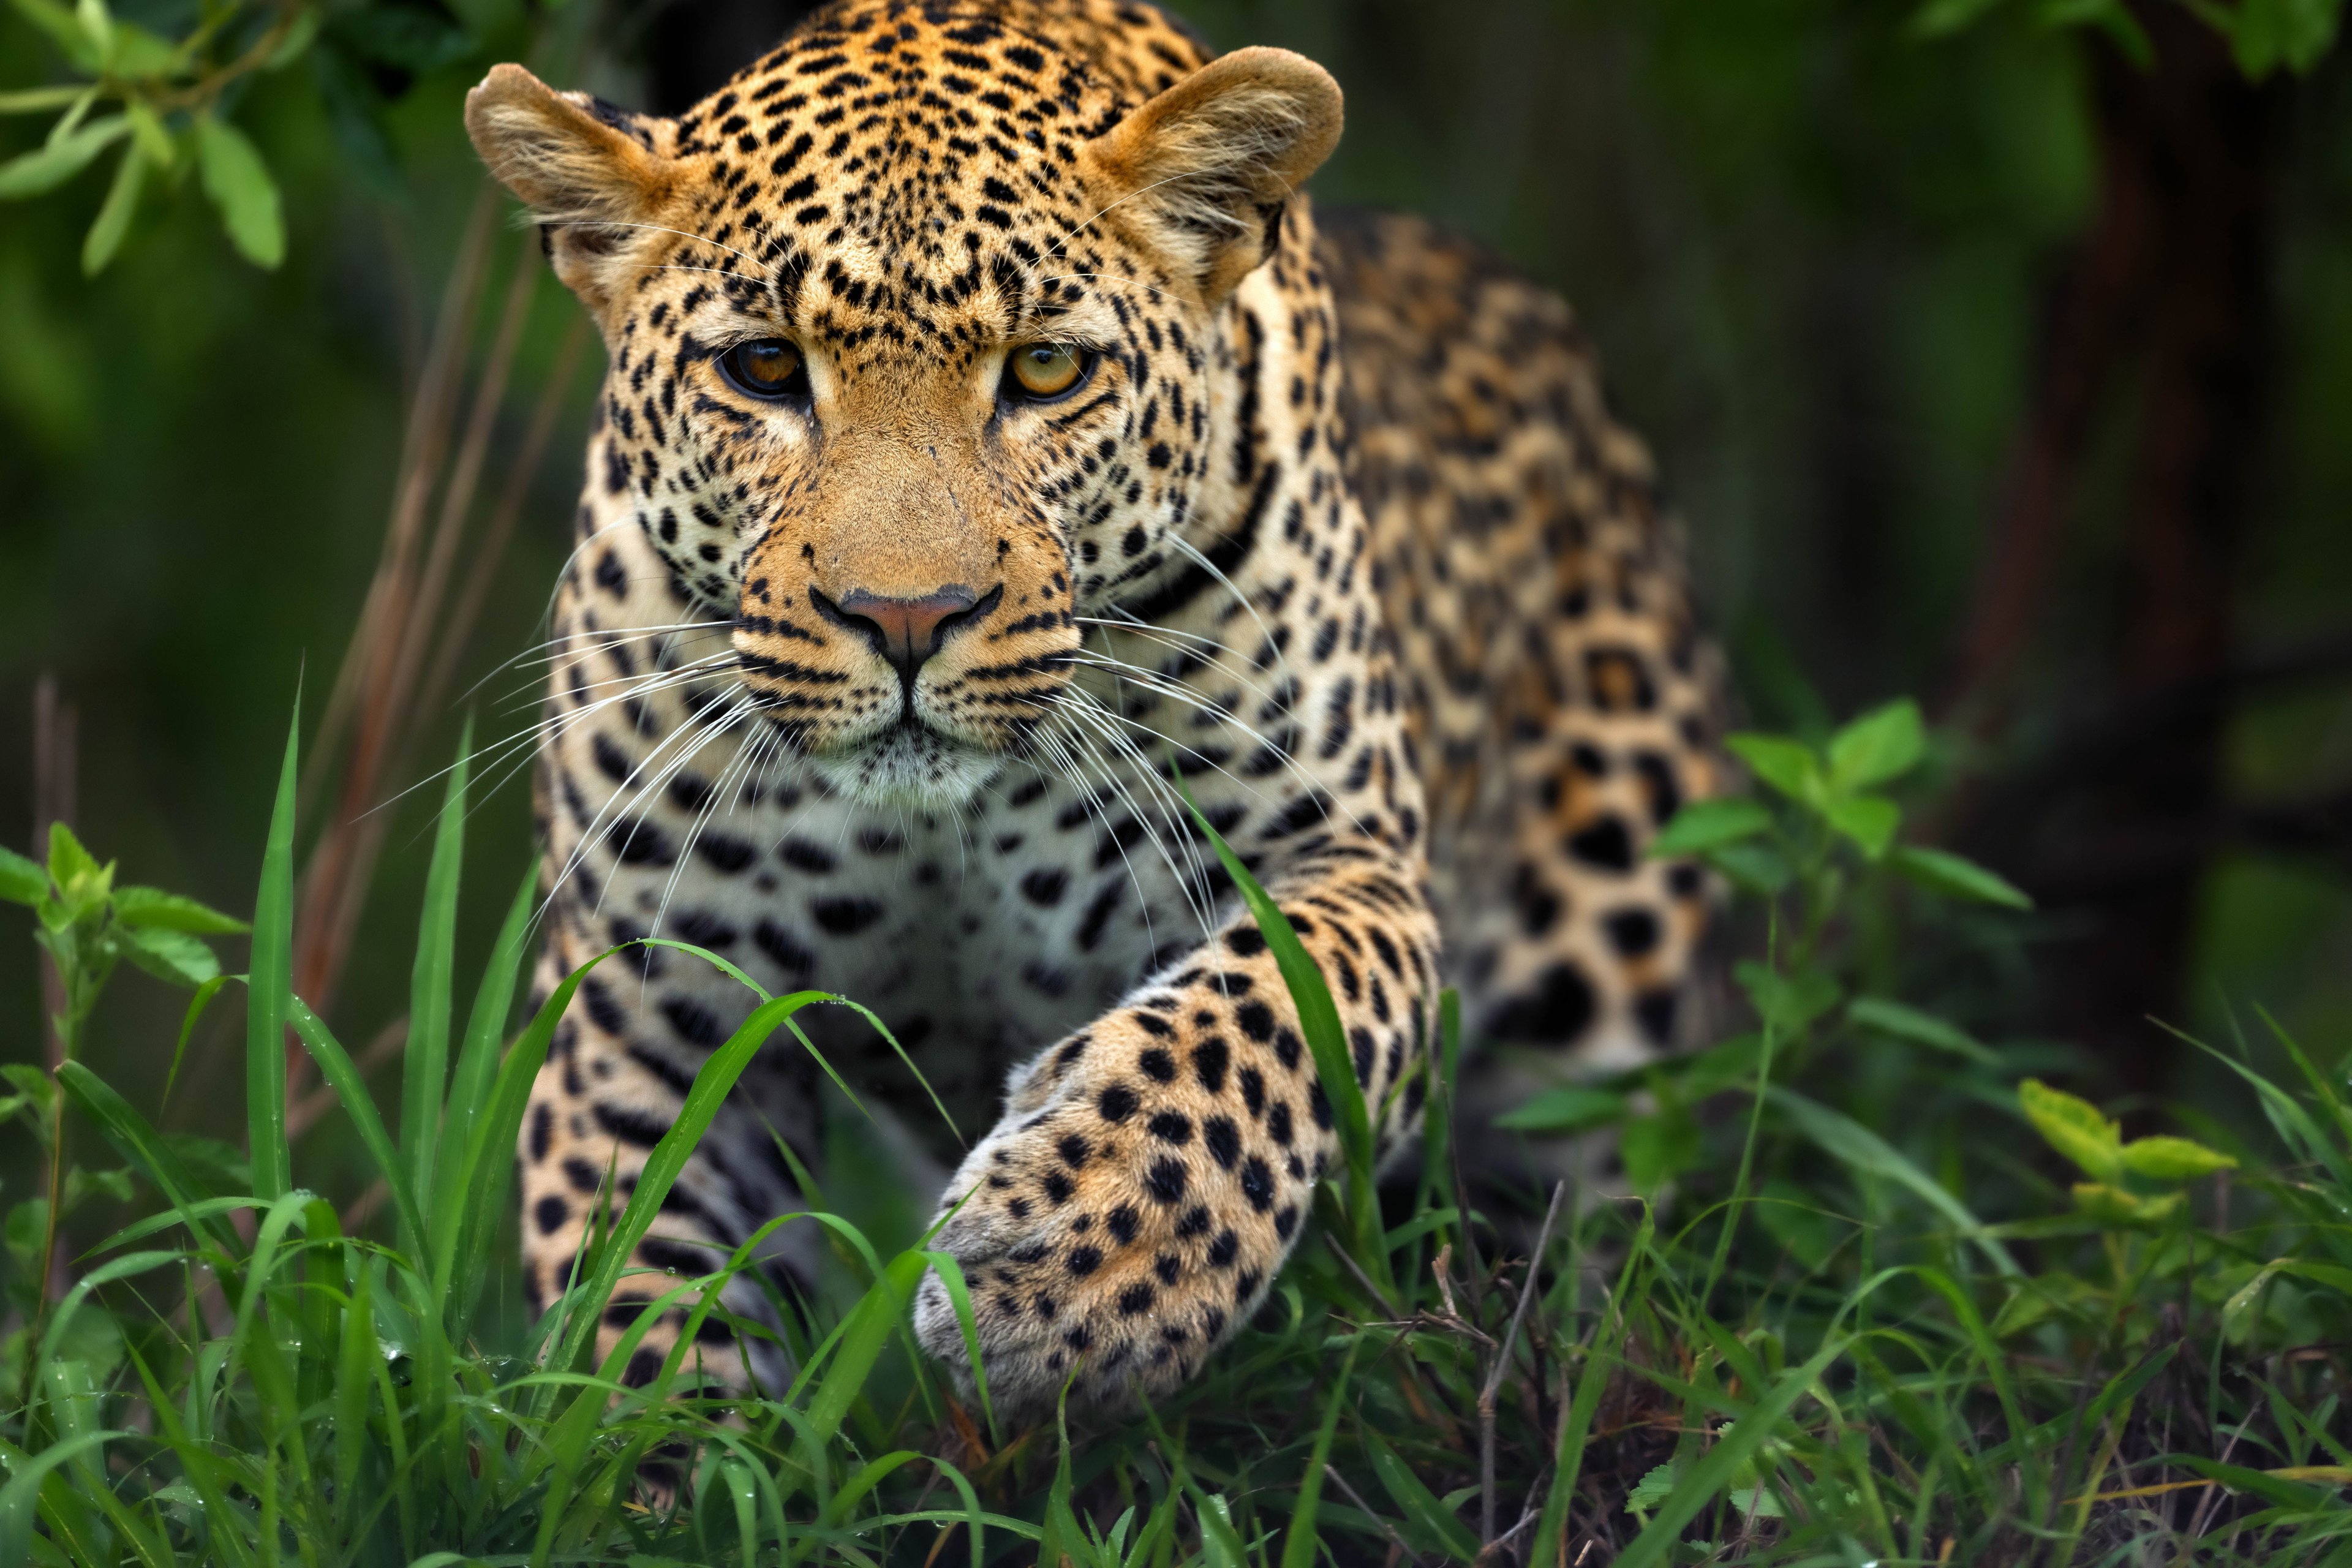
[541,697,1210,1132]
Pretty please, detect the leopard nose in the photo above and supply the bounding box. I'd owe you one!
[821,584,990,682]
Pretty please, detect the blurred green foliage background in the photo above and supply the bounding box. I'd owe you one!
[1,0,2347,1202]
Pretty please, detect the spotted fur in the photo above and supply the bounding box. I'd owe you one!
[466,0,1722,1419]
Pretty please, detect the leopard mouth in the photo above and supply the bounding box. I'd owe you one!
[806,714,1003,805]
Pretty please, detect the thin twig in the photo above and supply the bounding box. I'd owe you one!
[1482,1180,1567,1548]
[1330,1228,1403,1319]
[304,234,545,1024]
[1325,1463,1427,1568]
[413,311,590,729]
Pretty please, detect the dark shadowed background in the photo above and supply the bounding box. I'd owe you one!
[2,0,2348,1210]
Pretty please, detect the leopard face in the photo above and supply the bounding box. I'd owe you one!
[467,4,1335,804]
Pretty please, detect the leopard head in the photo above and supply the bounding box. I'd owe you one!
[465,4,1340,804]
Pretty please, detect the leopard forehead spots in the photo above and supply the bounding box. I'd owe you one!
[478,0,1721,1428]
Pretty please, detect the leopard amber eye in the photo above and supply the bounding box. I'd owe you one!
[1005,344,1089,401]
[718,339,809,400]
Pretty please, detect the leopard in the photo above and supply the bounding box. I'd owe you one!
[464,0,1724,1423]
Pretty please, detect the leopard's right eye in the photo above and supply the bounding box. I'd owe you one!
[718,339,810,401]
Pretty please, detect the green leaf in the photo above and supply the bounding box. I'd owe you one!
[103,18,174,75]
[1736,961,1842,1036]
[0,845,43,905]
[2071,1182,2182,1227]
[1724,733,1823,807]
[2,1063,57,1118]
[0,112,124,198]
[1656,1030,1765,1099]
[2226,0,2345,76]
[1495,1085,1627,1133]
[0,85,87,115]
[1707,840,1793,897]
[1624,1463,1675,1515]
[1826,699,1926,793]
[7,0,103,69]
[1887,844,2032,909]
[1823,793,1900,859]
[121,925,218,988]
[195,117,284,268]
[1648,797,1771,856]
[72,0,108,61]
[112,886,247,933]
[121,95,169,164]
[266,7,322,69]
[1912,0,2010,37]
[1847,996,1998,1065]
[2117,1134,2237,1182]
[1620,1104,1702,1192]
[2019,1077,2122,1182]
[46,821,100,890]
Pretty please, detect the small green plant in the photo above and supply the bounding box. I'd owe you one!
[0,821,244,1408]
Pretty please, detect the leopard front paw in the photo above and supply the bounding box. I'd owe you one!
[913,1018,1318,1418]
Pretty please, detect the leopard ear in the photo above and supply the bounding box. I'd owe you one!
[1083,47,1342,304]
[464,63,678,311]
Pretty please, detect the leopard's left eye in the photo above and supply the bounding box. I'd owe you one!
[718,339,810,401]
[1003,344,1092,402]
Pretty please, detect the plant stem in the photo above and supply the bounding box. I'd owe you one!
[23,999,75,1411]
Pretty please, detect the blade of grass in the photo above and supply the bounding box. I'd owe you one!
[539,986,844,1374]
[401,722,470,1241]
[162,972,232,1110]
[248,693,299,1202]
[440,948,627,1338]
[1770,1085,2020,1276]
[919,1249,997,1444]
[1175,774,1386,1291]
[1363,1424,1482,1561]
[0,1429,130,1564]
[287,997,426,1253]
[31,1250,179,1371]
[1280,1336,1359,1568]
[56,1060,239,1257]
[333,1259,375,1538]
[430,855,535,1302]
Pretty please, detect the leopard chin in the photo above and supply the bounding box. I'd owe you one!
[807,719,1004,809]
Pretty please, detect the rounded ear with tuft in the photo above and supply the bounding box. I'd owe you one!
[464,63,679,312]
[1081,46,1343,306]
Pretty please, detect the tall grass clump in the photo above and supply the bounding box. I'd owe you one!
[0,696,2346,1564]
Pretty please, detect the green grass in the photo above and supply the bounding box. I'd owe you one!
[1,700,2348,1565]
